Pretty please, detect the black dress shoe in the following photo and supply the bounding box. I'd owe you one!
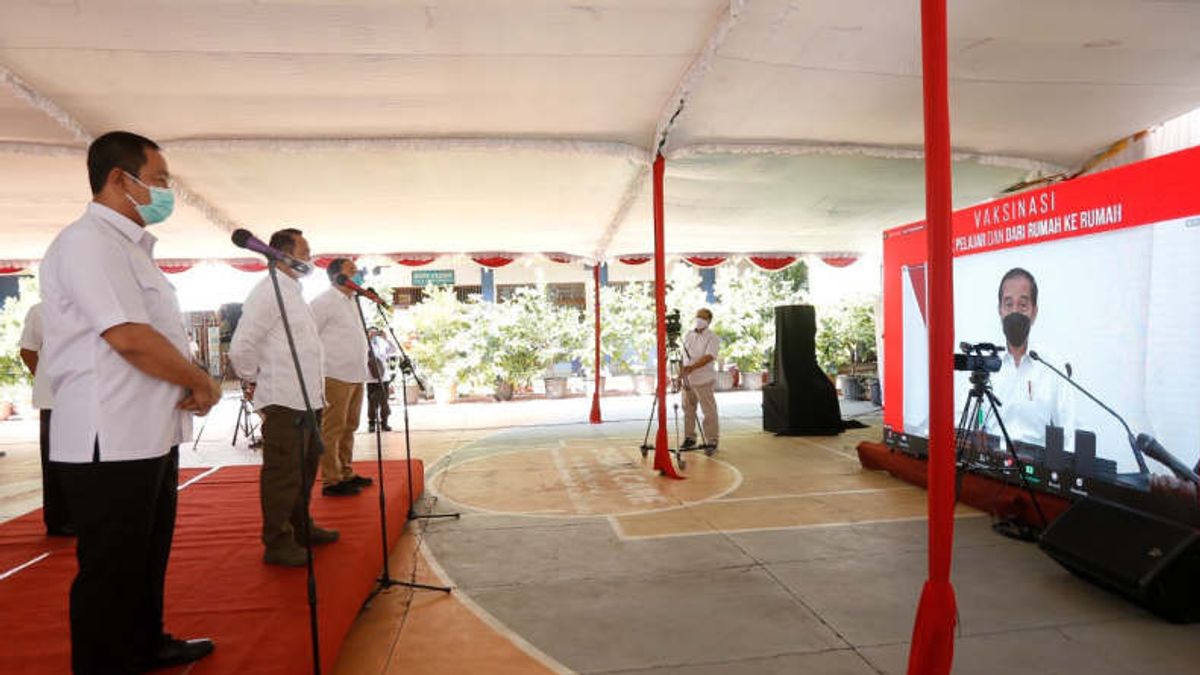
[348,474,374,488]
[679,438,697,450]
[321,481,361,496]
[136,635,214,672]
[380,423,393,432]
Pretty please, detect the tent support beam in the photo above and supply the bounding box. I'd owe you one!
[907,0,958,673]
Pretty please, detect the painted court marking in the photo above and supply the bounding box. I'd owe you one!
[0,551,51,581]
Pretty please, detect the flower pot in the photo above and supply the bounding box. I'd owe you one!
[715,370,734,392]
[494,380,515,401]
[0,401,13,421]
[741,372,764,390]
[433,381,458,405]
[633,374,655,395]
[836,374,861,401]
[405,383,421,405]
[544,376,568,399]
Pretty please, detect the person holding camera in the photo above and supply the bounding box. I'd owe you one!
[366,327,397,433]
[680,308,721,452]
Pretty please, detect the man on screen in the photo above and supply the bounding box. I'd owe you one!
[983,268,1075,447]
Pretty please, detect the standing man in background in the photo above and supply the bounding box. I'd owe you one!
[40,131,219,673]
[230,229,340,567]
[310,258,373,496]
[367,327,396,433]
[680,308,721,452]
[18,302,73,536]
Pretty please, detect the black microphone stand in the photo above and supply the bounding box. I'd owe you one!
[350,294,451,602]
[266,263,324,675]
[373,302,461,527]
[1030,351,1151,475]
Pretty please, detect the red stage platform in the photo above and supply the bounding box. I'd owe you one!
[856,441,1071,526]
[0,460,423,674]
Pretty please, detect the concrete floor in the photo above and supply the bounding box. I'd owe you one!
[2,391,1196,674]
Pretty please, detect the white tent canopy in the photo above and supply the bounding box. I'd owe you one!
[2,0,1199,262]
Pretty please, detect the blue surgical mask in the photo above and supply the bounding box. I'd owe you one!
[352,271,366,286]
[124,172,175,225]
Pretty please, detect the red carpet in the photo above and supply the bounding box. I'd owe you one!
[0,460,423,674]
[857,441,1070,525]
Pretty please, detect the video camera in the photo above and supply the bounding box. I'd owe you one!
[665,309,682,351]
[953,341,1003,373]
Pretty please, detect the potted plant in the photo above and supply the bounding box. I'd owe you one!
[815,300,878,400]
[396,286,473,404]
[600,282,657,392]
[0,289,37,420]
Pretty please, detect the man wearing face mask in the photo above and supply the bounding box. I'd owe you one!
[680,308,721,452]
[230,229,340,566]
[984,268,1075,448]
[39,131,220,673]
[310,258,373,496]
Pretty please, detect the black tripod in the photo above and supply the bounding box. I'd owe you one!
[638,350,710,469]
[356,301,455,603]
[231,381,262,449]
[955,367,1048,538]
[266,263,324,675]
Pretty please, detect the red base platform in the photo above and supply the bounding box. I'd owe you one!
[0,459,423,674]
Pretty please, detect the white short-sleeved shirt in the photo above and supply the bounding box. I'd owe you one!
[683,328,721,387]
[982,347,1076,449]
[310,287,370,384]
[39,203,193,463]
[229,273,326,411]
[18,303,53,410]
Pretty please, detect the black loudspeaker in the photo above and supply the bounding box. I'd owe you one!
[1039,497,1200,622]
[762,305,842,435]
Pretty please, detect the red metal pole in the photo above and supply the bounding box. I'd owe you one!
[907,0,958,673]
[652,154,681,478]
[589,264,603,424]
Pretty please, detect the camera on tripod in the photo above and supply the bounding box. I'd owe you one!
[665,309,682,351]
[954,341,1003,374]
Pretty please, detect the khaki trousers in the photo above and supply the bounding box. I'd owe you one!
[260,406,322,551]
[683,381,720,444]
[320,378,364,486]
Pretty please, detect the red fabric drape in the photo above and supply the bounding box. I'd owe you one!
[683,255,727,268]
[157,260,195,274]
[747,255,797,271]
[313,255,355,269]
[0,265,26,275]
[547,253,576,264]
[616,255,652,265]
[820,255,859,268]
[229,259,268,273]
[472,255,516,269]
[906,0,958,673]
[589,265,603,424]
[389,255,437,267]
[652,155,682,479]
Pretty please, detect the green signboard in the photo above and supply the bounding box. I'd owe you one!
[412,269,455,287]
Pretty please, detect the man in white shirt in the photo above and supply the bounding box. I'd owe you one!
[680,308,721,452]
[229,229,340,566]
[18,302,73,536]
[983,268,1075,447]
[40,131,220,673]
[310,258,373,496]
[367,328,398,433]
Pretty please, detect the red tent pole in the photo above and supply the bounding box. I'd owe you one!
[590,264,603,424]
[652,154,682,478]
[907,1,958,674]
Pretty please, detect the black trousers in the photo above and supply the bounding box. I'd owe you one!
[40,409,72,532]
[58,445,179,675]
[367,381,391,426]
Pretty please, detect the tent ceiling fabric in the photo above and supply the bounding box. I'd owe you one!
[2,0,1199,264]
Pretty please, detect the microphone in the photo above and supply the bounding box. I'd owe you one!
[1029,351,1150,475]
[335,274,391,310]
[1136,434,1200,484]
[231,229,311,275]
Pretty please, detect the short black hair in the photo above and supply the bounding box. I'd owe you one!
[325,257,352,282]
[269,228,304,255]
[998,267,1038,307]
[87,131,160,195]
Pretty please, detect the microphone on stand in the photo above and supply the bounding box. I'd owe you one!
[1029,350,1150,475]
[230,229,311,275]
[1135,434,1200,484]
[334,274,391,310]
